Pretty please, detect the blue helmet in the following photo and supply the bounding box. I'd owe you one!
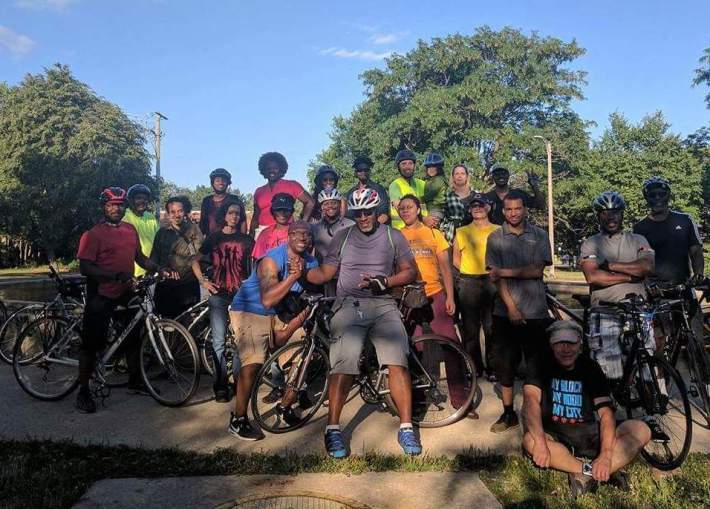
[423,153,444,168]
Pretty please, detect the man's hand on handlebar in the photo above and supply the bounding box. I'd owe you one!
[359,274,388,295]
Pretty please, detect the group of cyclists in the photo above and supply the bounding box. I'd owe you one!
[70,147,704,496]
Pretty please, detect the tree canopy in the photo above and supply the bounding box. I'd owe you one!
[0,64,154,260]
[693,47,710,109]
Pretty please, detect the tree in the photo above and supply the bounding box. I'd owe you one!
[158,180,252,212]
[312,26,591,195]
[554,112,704,252]
[0,64,155,261]
[693,47,710,109]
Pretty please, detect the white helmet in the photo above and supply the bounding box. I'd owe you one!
[347,188,381,210]
[317,188,342,204]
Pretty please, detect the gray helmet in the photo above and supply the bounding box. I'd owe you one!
[592,191,626,213]
[395,149,417,165]
[126,184,151,200]
[423,152,444,167]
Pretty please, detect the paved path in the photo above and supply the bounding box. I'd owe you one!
[2,364,709,457]
[73,472,501,509]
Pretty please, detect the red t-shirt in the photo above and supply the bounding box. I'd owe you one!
[253,179,305,227]
[77,222,140,299]
[252,225,289,259]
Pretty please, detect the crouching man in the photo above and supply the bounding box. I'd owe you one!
[522,321,651,497]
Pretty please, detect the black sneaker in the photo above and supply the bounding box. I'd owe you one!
[261,386,283,404]
[277,404,302,426]
[568,473,596,498]
[228,413,263,441]
[490,411,519,433]
[642,416,671,443]
[76,387,96,414]
[214,388,231,403]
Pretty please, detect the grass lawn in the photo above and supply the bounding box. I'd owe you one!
[0,261,78,278]
[1,440,708,509]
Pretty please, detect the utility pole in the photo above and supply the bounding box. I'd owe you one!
[534,136,556,278]
[153,112,167,220]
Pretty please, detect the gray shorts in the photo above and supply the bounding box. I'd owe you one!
[328,296,409,375]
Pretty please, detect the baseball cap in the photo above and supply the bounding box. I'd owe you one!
[465,192,490,207]
[547,320,583,345]
[271,192,295,211]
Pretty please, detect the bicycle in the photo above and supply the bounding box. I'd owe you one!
[0,265,85,364]
[547,288,693,470]
[251,285,477,434]
[647,279,710,427]
[13,274,201,407]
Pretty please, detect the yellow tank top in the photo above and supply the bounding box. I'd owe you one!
[455,223,500,275]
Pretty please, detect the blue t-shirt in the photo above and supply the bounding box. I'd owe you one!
[230,243,318,316]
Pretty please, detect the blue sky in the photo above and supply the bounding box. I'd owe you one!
[1,0,709,195]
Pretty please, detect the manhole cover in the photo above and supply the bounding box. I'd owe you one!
[219,491,371,509]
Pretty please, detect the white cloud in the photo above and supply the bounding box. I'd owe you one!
[369,32,407,45]
[320,46,392,61]
[14,0,79,10]
[0,25,36,56]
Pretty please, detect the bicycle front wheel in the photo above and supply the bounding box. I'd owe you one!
[13,316,81,400]
[385,334,477,428]
[140,318,200,406]
[0,304,44,364]
[685,333,710,427]
[251,339,330,434]
[624,355,692,470]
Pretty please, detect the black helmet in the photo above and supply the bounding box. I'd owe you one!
[642,176,671,199]
[126,184,151,201]
[489,162,509,174]
[395,149,417,165]
[316,165,339,184]
[270,192,296,212]
[423,152,445,167]
[352,156,373,171]
[592,191,626,213]
[209,168,232,184]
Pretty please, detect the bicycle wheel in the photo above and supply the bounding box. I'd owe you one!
[384,334,477,427]
[685,333,710,426]
[13,316,81,400]
[140,318,200,406]
[623,355,692,470]
[0,300,7,327]
[0,304,44,364]
[251,339,330,434]
[195,325,215,376]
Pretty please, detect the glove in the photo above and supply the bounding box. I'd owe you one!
[690,273,706,287]
[114,272,133,283]
[366,275,388,295]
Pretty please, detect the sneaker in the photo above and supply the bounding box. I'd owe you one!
[298,390,314,410]
[486,372,498,383]
[75,387,96,414]
[490,411,519,433]
[228,413,263,441]
[214,388,231,403]
[397,426,423,456]
[606,470,630,491]
[642,416,670,443]
[568,473,596,498]
[127,381,151,396]
[324,429,348,459]
[261,386,284,404]
[277,405,302,426]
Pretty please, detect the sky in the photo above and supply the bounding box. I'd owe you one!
[1,0,709,195]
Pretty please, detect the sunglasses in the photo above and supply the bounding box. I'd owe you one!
[352,209,375,218]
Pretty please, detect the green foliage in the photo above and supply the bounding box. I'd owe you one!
[0,64,154,260]
[312,26,590,194]
[692,47,710,109]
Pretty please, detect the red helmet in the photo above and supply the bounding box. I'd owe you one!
[99,187,127,205]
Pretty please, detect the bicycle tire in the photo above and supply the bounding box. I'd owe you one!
[0,300,7,327]
[13,316,81,401]
[685,333,710,427]
[251,340,330,434]
[0,303,45,364]
[140,318,200,406]
[623,355,692,470]
[384,334,477,428]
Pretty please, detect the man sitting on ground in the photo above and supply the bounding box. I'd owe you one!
[522,321,651,497]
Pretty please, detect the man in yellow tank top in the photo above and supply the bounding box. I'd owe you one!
[452,193,499,378]
[388,149,434,230]
[122,184,159,277]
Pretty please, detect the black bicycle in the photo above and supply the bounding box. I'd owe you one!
[647,279,710,428]
[251,287,477,434]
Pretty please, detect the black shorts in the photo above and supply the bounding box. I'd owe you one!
[490,316,553,387]
[546,422,600,459]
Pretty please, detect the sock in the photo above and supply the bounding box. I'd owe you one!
[400,423,413,430]
[503,405,514,416]
[326,424,340,432]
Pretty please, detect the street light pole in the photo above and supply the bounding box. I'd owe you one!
[534,136,556,278]
[153,112,167,220]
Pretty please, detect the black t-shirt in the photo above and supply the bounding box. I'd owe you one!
[199,231,254,299]
[484,188,538,225]
[633,211,702,284]
[525,356,611,427]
